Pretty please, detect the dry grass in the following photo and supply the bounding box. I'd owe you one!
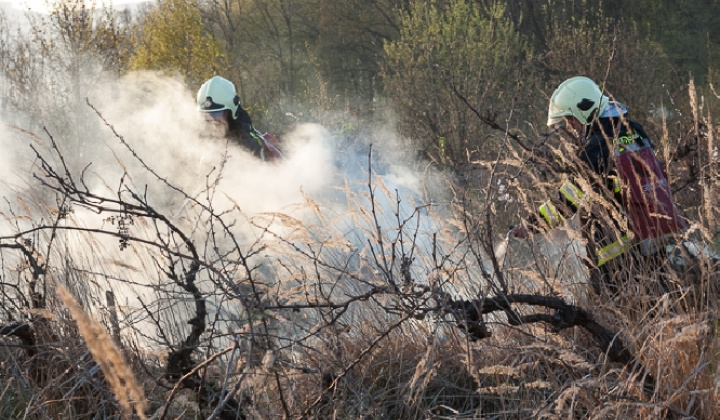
[0,80,720,420]
[57,284,147,420]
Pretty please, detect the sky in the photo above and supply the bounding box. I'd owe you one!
[1,0,151,13]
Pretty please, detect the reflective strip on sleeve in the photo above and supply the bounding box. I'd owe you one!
[597,234,633,266]
[559,180,585,206]
[539,200,562,227]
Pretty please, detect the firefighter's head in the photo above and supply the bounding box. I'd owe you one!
[197,76,240,137]
[547,76,609,134]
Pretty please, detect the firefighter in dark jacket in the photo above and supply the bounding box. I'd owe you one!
[196,76,282,161]
[512,76,687,272]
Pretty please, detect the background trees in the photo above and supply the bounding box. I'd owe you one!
[382,0,533,165]
[0,0,132,165]
[197,0,401,131]
[130,0,226,86]
[3,0,719,149]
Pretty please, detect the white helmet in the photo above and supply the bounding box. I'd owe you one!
[547,76,609,126]
[197,76,240,119]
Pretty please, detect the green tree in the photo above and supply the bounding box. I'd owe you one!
[382,0,534,165]
[130,0,226,86]
[304,0,402,104]
[498,0,717,110]
[621,0,720,86]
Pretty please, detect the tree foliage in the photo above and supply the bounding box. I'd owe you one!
[0,0,133,166]
[540,1,668,118]
[198,0,314,110]
[130,0,226,86]
[382,0,534,164]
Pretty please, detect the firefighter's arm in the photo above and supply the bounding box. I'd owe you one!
[539,179,585,227]
[512,180,585,238]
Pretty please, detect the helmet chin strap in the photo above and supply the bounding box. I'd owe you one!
[546,124,565,136]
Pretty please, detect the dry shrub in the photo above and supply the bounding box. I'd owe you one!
[637,315,720,418]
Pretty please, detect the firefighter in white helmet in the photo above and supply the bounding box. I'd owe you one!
[197,76,282,161]
[513,77,626,234]
[511,76,688,292]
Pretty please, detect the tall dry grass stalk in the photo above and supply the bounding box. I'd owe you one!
[57,283,148,420]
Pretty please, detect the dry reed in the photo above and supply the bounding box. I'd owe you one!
[57,283,148,420]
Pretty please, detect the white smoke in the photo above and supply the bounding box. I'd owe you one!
[1,69,481,349]
[82,72,343,222]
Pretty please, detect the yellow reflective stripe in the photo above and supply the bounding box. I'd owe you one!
[559,180,585,206]
[597,235,633,266]
[539,200,562,227]
[250,131,265,148]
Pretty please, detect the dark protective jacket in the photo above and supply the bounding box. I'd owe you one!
[535,115,687,265]
[227,107,283,162]
[535,117,647,265]
[228,107,263,158]
[581,117,650,178]
[539,117,635,222]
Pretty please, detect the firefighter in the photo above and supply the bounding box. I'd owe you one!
[511,76,688,283]
[196,76,282,161]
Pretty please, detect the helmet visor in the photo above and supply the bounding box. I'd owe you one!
[547,101,570,126]
[547,115,565,126]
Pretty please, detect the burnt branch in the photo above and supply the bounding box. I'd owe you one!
[0,322,35,349]
[443,293,654,394]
